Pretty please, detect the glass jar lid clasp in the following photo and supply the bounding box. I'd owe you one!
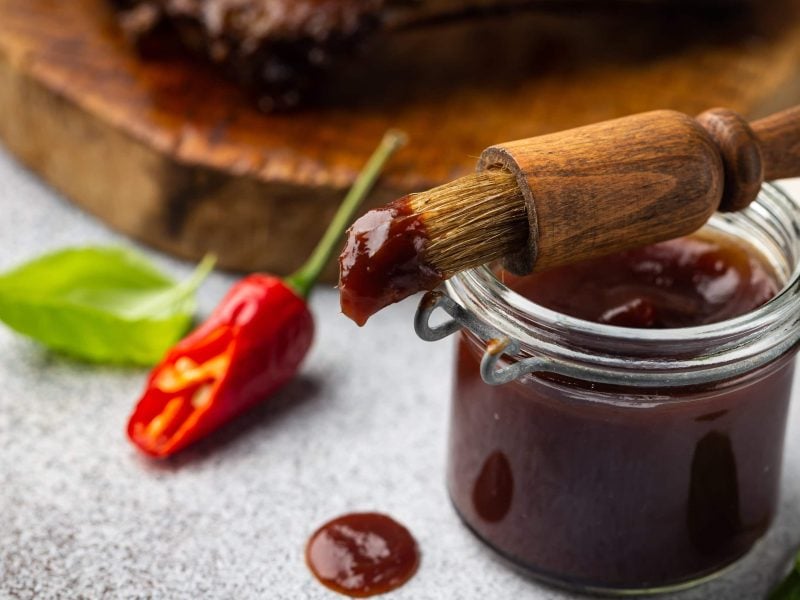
[414,290,552,386]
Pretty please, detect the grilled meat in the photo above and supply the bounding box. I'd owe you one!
[111,0,540,110]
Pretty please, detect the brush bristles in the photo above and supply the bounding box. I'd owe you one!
[409,170,527,275]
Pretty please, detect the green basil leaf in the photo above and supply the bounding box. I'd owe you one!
[770,551,800,600]
[0,247,214,365]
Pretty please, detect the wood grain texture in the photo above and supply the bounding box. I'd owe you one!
[753,105,800,180]
[696,107,764,212]
[2,0,800,276]
[479,111,723,273]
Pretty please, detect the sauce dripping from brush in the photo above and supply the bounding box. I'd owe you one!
[339,196,443,325]
[306,512,420,597]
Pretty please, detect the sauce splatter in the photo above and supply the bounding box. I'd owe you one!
[306,512,420,597]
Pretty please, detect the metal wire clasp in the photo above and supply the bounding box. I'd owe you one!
[414,290,551,386]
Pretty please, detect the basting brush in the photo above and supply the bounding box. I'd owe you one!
[339,105,800,325]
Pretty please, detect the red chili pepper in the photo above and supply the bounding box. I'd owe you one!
[127,131,406,457]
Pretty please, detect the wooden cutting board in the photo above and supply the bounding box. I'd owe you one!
[2,0,800,277]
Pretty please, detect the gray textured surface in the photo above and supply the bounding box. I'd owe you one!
[1,145,799,600]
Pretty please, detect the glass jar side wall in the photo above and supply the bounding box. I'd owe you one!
[447,332,797,593]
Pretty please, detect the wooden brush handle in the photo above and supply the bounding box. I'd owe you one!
[752,106,800,181]
[695,105,800,210]
[478,106,800,275]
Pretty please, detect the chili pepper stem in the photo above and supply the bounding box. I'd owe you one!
[284,130,408,299]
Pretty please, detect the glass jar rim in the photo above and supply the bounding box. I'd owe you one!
[445,183,800,386]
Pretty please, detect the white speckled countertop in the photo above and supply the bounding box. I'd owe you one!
[1,146,799,600]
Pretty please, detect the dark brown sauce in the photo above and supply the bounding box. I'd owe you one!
[339,196,442,326]
[506,232,779,328]
[448,231,793,589]
[306,512,420,597]
[472,451,514,522]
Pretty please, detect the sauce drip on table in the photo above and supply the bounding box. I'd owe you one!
[306,512,420,597]
[507,232,779,327]
[339,196,442,326]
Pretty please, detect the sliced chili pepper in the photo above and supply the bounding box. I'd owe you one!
[128,275,312,456]
[127,131,406,457]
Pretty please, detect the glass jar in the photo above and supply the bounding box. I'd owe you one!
[415,184,800,594]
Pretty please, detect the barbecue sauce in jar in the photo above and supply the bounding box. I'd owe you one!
[448,230,796,592]
[508,232,778,328]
